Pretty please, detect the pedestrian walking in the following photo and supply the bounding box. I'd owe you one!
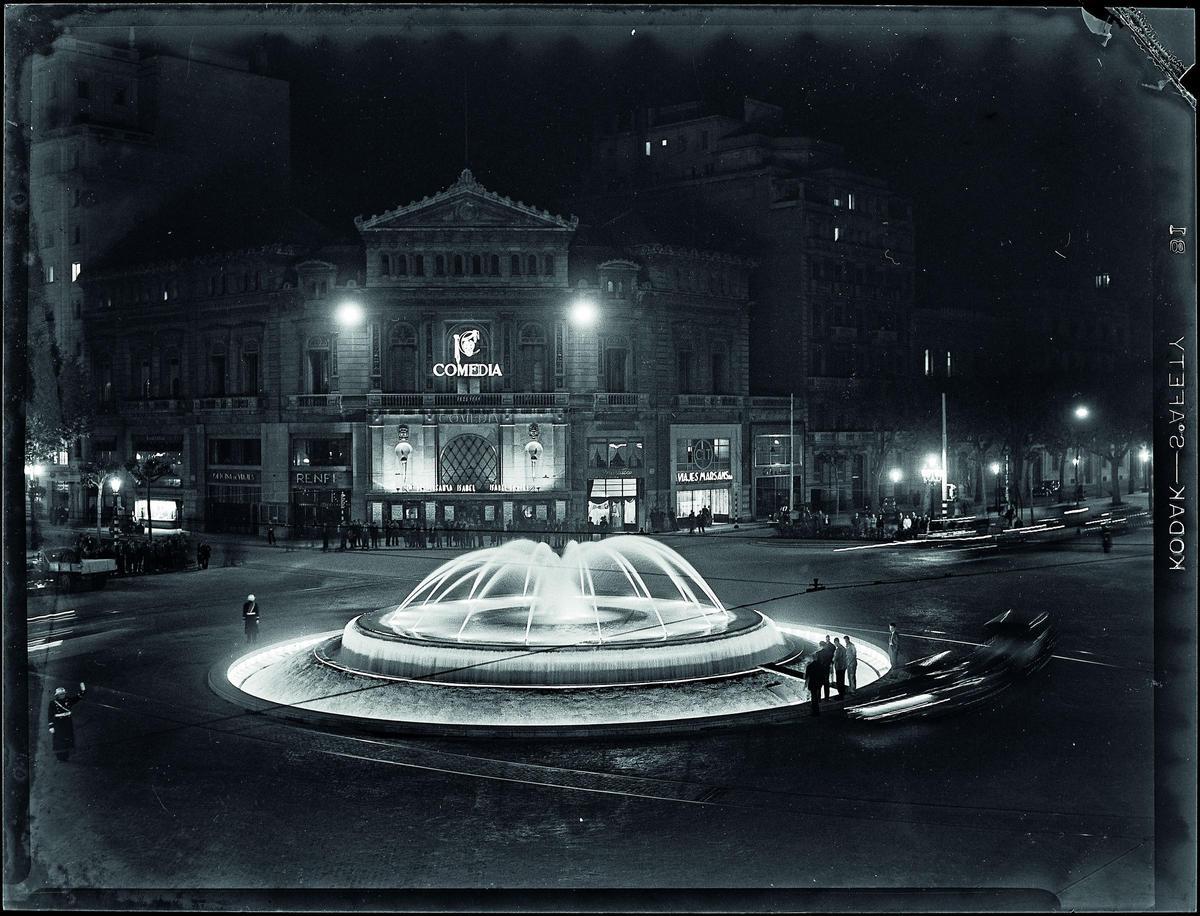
[804,655,824,717]
[888,623,902,669]
[48,682,87,762]
[844,635,858,693]
[243,594,261,645]
[833,637,848,696]
[197,541,211,569]
[267,522,276,546]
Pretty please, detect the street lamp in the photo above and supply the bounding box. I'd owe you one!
[335,299,365,328]
[569,297,598,328]
[1138,446,1151,493]
[920,455,944,521]
[1074,405,1090,420]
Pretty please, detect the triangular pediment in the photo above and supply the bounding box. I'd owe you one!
[356,169,578,233]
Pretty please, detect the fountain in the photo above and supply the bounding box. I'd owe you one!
[216,537,890,735]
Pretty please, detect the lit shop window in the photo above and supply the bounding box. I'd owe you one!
[1094,273,1111,288]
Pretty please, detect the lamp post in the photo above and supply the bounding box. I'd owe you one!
[1072,404,1090,506]
[1138,446,1151,494]
[920,454,944,523]
[888,467,903,505]
[25,464,45,550]
[989,461,1002,515]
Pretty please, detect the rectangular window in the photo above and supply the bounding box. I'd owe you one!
[210,355,226,396]
[414,254,425,276]
[77,80,90,100]
[291,437,350,467]
[603,348,627,392]
[644,141,651,156]
[847,192,856,210]
[711,351,727,394]
[676,437,732,472]
[587,440,644,470]
[242,352,259,394]
[834,226,841,242]
[71,262,81,282]
[677,351,693,393]
[754,434,793,467]
[45,264,55,283]
[208,438,262,466]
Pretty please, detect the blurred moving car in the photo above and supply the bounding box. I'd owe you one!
[1033,480,1062,498]
[844,611,1055,723]
[31,547,117,592]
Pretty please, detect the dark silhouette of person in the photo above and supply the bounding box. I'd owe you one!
[804,657,824,716]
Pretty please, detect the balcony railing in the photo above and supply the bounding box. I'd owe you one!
[675,395,744,408]
[193,396,264,412]
[593,392,647,410]
[366,392,570,410]
[287,394,343,411]
[123,397,188,413]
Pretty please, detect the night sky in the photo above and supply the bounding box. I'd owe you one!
[28,5,1196,321]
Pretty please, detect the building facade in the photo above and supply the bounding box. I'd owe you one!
[79,169,789,533]
[578,98,916,513]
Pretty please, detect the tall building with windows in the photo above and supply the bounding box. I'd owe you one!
[579,98,916,512]
[27,34,290,358]
[79,169,783,533]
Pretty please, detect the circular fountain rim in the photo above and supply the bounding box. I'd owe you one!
[354,602,766,650]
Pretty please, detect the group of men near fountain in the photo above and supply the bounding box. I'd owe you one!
[803,635,858,716]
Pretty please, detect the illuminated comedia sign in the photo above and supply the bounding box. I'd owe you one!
[433,328,504,377]
[677,470,734,484]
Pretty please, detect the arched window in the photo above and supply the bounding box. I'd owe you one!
[543,254,555,276]
[305,335,331,395]
[453,255,464,276]
[510,254,522,276]
[439,434,498,489]
[413,254,425,276]
[379,253,391,276]
[388,323,418,392]
[471,254,481,275]
[517,323,548,392]
[395,254,407,276]
[607,280,615,296]
[435,255,446,276]
[489,254,500,276]
[163,347,182,398]
[527,254,538,276]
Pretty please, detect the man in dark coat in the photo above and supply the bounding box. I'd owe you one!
[48,682,86,761]
[197,541,211,569]
[804,657,824,716]
[888,623,902,669]
[243,594,261,644]
[817,637,837,699]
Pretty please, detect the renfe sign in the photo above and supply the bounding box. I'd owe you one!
[432,328,504,378]
[677,470,733,484]
[294,470,352,488]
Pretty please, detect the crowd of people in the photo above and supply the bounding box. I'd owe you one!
[76,531,194,575]
[803,634,860,716]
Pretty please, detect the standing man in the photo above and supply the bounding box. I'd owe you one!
[243,594,261,645]
[804,655,824,717]
[844,635,859,693]
[818,636,836,698]
[267,521,276,546]
[888,623,902,669]
[197,541,211,570]
[833,637,848,697]
[48,682,87,762]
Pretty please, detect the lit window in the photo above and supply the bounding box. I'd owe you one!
[924,348,930,376]
[1094,273,1111,288]
[45,265,55,283]
[946,351,952,376]
[847,192,855,210]
[833,227,841,242]
[71,262,81,282]
[644,141,651,156]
